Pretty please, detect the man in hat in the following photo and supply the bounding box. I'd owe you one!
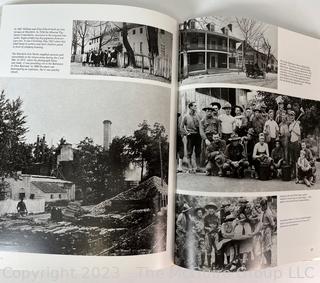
[251,106,265,142]
[180,102,202,173]
[263,109,279,153]
[211,102,221,118]
[176,203,193,267]
[271,139,285,178]
[236,198,249,219]
[245,106,254,128]
[205,133,226,176]
[220,200,231,224]
[223,133,249,178]
[200,106,221,143]
[275,96,286,124]
[176,113,184,173]
[301,140,316,184]
[219,102,236,143]
[234,105,248,137]
[288,110,301,178]
[260,199,275,267]
[17,196,28,216]
[192,207,206,269]
[260,102,268,123]
[204,202,219,269]
[200,106,221,166]
[241,128,256,173]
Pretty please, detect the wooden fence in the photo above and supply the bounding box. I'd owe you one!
[121,53,172,80]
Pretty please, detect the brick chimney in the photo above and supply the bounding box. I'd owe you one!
[103,120,112,150]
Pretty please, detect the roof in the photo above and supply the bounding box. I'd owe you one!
[112,176,167,201]
[31,182,68,194]
[237,42,277,60]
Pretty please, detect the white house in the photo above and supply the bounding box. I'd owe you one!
[5,174,75,202]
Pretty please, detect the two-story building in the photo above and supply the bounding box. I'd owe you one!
[119,24,172,70]
[237,42,278,73]
[179,20,243,79]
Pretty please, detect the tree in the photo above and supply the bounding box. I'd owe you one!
[127,121,151,180]
[260,35,273,71]
[105,136,131,195]
[76,21,90,54]
[71,137,103,203]
[122,22,137,67]
[235,17,266,66]
[0,90,29,176]
[72,20,80,55]
[127,121,169,183]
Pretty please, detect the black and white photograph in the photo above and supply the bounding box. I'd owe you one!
[71,20,173,83]
[0,78,170,256]
[179,17,278,89]
[175,194,277,272]
[177,87,320,192]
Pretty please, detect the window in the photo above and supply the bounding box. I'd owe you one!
[59,194,62,199]
[189,20,196,29]
[30,194,35,200]
[140,27,143,34]
[160,44,166,57]
[139,42,143,54]
[133,29,136,35]
[160,29,165,34]
[50,194,54,199]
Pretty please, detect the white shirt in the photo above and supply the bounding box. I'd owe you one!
[289,121,301,142]
[219,114,235,134]
[264,119,279,139]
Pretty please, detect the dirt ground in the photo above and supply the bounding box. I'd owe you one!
[177,162,320,193]
[180,71,278,89]
[70,62,170,83]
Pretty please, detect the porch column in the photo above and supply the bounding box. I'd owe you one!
[227,35,230,69]
[204,32,208,73]
[183,51,188,78]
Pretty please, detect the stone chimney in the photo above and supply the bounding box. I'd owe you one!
[103,120,112,150]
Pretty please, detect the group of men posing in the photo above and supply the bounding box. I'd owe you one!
[81,48,118,67]
[177,98,317,186]
[176,198,276,271]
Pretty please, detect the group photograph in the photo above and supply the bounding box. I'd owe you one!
[71,20,173,83]
[179,16,278,89]
[0,77,170,256]
[175,194,277,272]
[177,87,320,192]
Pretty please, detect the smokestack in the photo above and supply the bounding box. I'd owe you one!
[103,120,112,150]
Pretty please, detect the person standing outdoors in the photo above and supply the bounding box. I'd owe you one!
[219,102,236,143]
[180,102,202,173]
[288,110,301,178]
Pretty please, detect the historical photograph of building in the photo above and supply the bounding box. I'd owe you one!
[0,78,170,256]
[179,17,278,89]
[70,20,173,83]
[177,87,320,192]
[175,194,277,272]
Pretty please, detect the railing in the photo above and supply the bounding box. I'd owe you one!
[188,63,206,72]
[186,43,205,50]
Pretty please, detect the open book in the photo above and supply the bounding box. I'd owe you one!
[0,3,319,275]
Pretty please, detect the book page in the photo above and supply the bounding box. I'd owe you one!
[0,4,178,273]
[175,16,320,272]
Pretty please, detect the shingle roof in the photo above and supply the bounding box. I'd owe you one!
[31,182,67,194]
